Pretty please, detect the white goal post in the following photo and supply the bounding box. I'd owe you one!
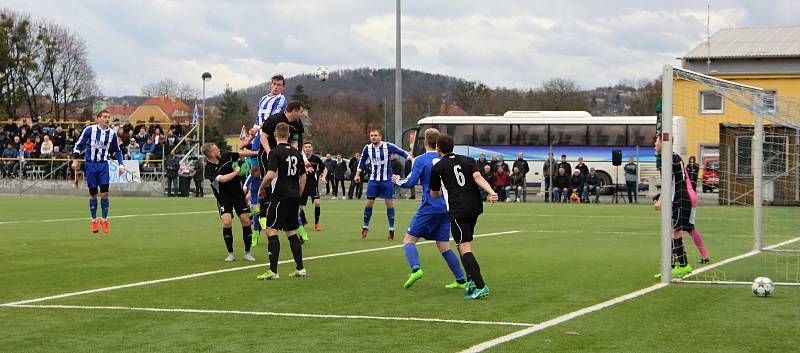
[660,65,800,286]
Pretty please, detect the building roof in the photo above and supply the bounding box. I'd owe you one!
[138,96,192,118]
[106,104,135,116]
[683,26,800,60]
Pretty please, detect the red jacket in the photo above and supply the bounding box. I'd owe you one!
[493,170,509,187]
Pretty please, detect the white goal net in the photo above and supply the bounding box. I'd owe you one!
[659,65,800,286]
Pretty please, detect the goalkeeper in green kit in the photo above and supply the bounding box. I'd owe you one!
[201,143,259,262]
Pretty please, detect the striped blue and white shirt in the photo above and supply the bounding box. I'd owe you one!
[252,94,287,151]
[357,142,409,182]
[73,125,123,164]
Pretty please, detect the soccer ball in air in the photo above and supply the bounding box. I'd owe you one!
[315,66,329,81]
[751,277,774,297]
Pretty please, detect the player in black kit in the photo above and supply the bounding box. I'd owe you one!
[256,122,307,280]
[429,134,498,300]
[301,141,327,232]
[201,143,259,262]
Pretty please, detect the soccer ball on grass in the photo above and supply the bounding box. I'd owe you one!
[751,277,774,297]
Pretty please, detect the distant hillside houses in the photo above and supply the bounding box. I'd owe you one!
[94,96,194,123]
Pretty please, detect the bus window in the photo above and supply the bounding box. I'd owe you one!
[588,125,626,146]
[474,125,509,145]
[513,124,548,145]
[627,125,657,146]
[450,124,474,145]
[549,125,587,146]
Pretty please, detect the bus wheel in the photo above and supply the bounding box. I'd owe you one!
[597,171,613,195]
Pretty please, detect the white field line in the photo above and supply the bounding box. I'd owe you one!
[681,236,800,280]
[0,210,215,225]
[460,283,669,353]
[462,236,800,352]
[679,280,800,287]
[5,304,534,327]
[0,230,520,307]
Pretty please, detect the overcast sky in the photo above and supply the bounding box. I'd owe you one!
[5,0,799,96]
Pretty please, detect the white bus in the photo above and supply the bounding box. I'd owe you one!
[408,111,686,191]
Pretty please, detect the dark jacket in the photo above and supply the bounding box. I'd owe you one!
[348,157,359,179]
[575,162,589,177]
[511,172,525,187]
[165,158,180,178]
[586,173,601,188]
[554,173,570,189]
[334,160,348,180]
[392,159,403,176]
[482,169,494,186]
[543,157,556,178]
[569,173,584,190]
[513,158,529,176]
[477,158,491,172]
[557,161,571,176]
[325,159,337,180]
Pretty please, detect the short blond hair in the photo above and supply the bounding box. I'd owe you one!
[424,128,439,149]
[201,143,216,157]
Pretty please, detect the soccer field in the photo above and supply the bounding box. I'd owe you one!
[1,196,798,352]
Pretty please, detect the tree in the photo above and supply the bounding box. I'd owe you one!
[142,78,199,101]
[216,85,250,135]
[453,81,490,114]
[539,78,589,111]
[627,77,662,115]
[41,23,99,120]
[290,84,312,111]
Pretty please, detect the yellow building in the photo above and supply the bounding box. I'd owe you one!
[675,26,800,163]
[128,96,193,124]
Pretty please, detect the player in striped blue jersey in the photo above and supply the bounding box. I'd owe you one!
[71,110,125,234]
[353,129,413,240]
[247,74,287,154]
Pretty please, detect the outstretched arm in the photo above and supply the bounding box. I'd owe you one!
[394,158,421,188]
[473,171,498,203]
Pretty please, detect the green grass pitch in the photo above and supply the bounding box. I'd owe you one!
[0,196,798,352]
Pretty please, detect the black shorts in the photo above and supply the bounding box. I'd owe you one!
[217,194,250,217]
[265,199,300,231]
[300,184,320,206]
[671,201,695,232]
[450,215,479,245]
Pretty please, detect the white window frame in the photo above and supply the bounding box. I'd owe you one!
[700,91,724,114]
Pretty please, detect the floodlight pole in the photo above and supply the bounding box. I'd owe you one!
[660,65,674,284]
[201,72,212,146]
[394,0,402,146]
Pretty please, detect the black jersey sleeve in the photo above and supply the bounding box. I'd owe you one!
[267,147,282,173]
[429,163,442,192]
[204,163,218,182]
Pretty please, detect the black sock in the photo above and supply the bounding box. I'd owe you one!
[457,278,466,284]
[314,206,320,224]
[268,236,280,273]
[461,252,485,289]
[299,209,307,225]
[288,234,304,270]
[458,252,472,282]
[223,227,233,253]
[674,237,687,267]
[242,226,252,252]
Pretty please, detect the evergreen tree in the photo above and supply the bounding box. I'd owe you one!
[291,84,312,111]
[217,85,250,135]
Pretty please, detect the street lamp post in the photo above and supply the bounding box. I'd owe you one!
[201,72,212,146]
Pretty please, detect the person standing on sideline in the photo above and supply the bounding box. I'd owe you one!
[71,110,125,234]
[512,152,529,201]
[347,151,360,199]
[202,142,259,262]
[624,156,638,203]
[301,142,326,231]
[543,152,556,202]
[557,154,571,176]
[324,153,335,196]
[430,134,498,300]
[256,122,307,280]
[686,156,700,191]
[354,129,413,240]
[586,167,601,203]
[404,156,415,199]
[392,128,466,290]
[333,154,347,199]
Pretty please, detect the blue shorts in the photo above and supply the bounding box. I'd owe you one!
[366,180,394,200]
[85,161,110,189]
[407,212,450,242]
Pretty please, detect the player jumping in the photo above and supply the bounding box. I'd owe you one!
[354,129,413,240]
[71,110,125,234]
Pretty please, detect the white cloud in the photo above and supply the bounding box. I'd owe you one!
[2,0,796,96]
[231,36,249,48]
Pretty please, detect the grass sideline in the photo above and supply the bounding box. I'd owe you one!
[1,196,798,352]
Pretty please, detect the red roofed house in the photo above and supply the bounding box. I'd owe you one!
[106,103,136,121]
[129,96,192,123]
